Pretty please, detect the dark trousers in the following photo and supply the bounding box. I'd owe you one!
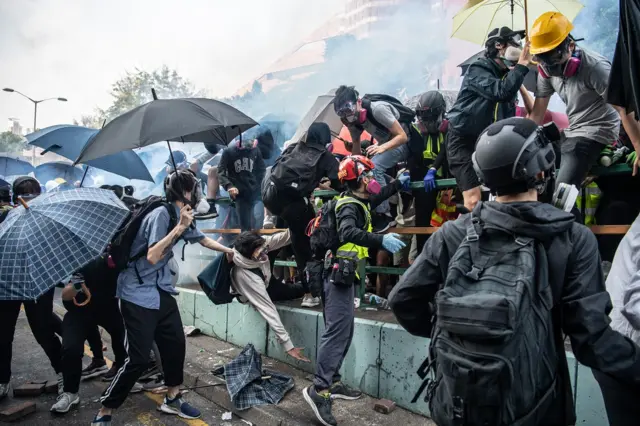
[61,301,127,394]
[100,291,185,409]
[0,288,62,383]
[555,136,603,188]
[414,190,438,254]
[593,369,640,426]
[53,307,104,361]
[235,196,260,232]
[314,278,355,390]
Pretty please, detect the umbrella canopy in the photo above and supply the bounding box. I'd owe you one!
[0,188,130,300]
[0,154,34,177]
[289,90,344,145]
[75,98,258,164]
[458,50,539,92]
[452,0,584,45]
[35,162,85,185]
[27,125,154,182]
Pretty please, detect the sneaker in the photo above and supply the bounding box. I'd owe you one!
[263,215,276,229]
[158,393,201,419]
[373,214,395,234]
[130,382,144,394]
[57,372,64,395]
[50,392,80,413]
[91,414,112,425]
[194,201,218,220]
[143,378,167,393]
[301,295,321,308]
[139,364,161,381]
[329,381,362,400]
[0,382,9,401]
[101,364,120,381]
[82,359,109,380]
[302,386,337,426]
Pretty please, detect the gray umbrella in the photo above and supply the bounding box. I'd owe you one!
[75,96,258,164]
[0,188,130,300]
[288,89,344,145]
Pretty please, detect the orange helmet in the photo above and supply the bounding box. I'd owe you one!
[338,155,375,183]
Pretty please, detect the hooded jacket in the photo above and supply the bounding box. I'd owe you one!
[230,230,295,351]
[218,144,266,200]
[447,58,528,137]
[389,201,640,425]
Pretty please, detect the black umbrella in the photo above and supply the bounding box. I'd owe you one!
[75,89,258,166]
[458,50,538,93]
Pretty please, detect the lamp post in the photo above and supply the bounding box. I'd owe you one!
[2,88,68,165]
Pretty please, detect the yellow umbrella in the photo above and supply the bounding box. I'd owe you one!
[452,0,584,45]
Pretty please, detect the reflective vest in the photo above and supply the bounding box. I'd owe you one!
[334,195,373,261]
[414,124,444,176]
[430,189,458,227]
[576,182,602,225]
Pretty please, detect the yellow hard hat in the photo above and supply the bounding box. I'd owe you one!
[529,11,574,55]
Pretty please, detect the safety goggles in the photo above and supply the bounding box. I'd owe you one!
[417,108,442,122]
[535,44,568,66]
[336,101,357,118]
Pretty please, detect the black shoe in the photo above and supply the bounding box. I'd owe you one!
[329,381,362,400]
[302,386,337,426]
[81,359,109,380]
[138,364,161,382]
[101,364,120,381]
[194,200,218,220]
[373,214,395,234]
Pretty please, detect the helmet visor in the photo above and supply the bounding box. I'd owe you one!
[336,101,357,119]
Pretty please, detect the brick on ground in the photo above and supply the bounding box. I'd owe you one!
[12,383,45,397]
[374,399,397,414]
[0,401,36,422]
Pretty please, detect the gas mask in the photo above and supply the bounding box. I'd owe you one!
[363,174,381,195]
[252,244,269,262]
[195,198,210,214]
[551,182,579,212]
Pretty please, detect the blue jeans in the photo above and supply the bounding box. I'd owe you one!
[371,144,411,214]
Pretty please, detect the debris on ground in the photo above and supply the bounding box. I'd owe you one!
[222,411,233,420]
[184,326,201,336]
[13,383,45,397]
[374,399,397,414]
[0,401,36,422]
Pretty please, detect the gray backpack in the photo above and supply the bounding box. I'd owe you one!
[423,215,559,426]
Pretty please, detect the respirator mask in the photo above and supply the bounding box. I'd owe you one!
[253,244,270,262]
[551,182,579,212]
[362,171,381,195]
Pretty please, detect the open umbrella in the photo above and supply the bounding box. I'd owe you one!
[27,125,154,183]
[35,161,85,185]
[75,93,258,165]
[459,50,539,92]
[289,89,344,145]
[0,188,130,300]
[0,154,34,177]
[451,0,584,45]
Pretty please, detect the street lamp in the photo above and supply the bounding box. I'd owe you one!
[3,88,68,164]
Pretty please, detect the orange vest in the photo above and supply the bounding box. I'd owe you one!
[430,190,458,227]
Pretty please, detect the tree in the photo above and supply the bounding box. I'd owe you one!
[0,132,27,154]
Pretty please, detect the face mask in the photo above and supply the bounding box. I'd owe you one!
[543,63,566,77]
[365,179,381,195]
[195,198,210,214]
[504,45,522,62]
[425,119,442,134]
[345,114,358,123]
[252,245,269,262]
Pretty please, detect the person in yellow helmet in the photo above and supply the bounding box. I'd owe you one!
[528,12,620,216]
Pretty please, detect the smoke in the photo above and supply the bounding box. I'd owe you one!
[572,0,619,60]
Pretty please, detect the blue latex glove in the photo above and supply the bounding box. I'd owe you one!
[423,168,437,192]
[382,233,406,254]
[398,171,411,192]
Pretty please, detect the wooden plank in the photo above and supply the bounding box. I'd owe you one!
[589,225,631,235]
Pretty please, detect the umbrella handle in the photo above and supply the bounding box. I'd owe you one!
[17,197,29,209]
[73,283,92,307]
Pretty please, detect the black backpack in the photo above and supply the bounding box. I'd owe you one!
[197,252,235,305]
[108,196,177,283]
[270,143,325,198]
[420,215,559,426]
[362,94,416,125]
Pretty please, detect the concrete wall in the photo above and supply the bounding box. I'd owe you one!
[176,288,607,423]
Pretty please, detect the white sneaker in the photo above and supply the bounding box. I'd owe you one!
[50,392,80,413]
[301,296,321,308]
[263,215,276,229]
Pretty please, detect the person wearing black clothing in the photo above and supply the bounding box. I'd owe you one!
[218,136,266,231]
[262,122,341,308]
[50,257,128,414]
[0,176,62,401]
[389,118,640,426]
[447,27,531,212]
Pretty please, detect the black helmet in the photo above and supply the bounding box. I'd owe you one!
[164,169,201,207]
[472,117,558,196]
[416,91,446,122]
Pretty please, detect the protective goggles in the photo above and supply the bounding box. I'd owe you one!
[535,44,568,65]
[336,101,357,118]
[417,108,442,121]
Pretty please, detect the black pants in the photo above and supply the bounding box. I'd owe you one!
[53,307,104,361]
[0,288,62,383]
[100,291,185,409]
[61,300,127,394]
[593,369,640,426]
[414,190,438,255]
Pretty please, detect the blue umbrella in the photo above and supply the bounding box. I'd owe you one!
[0,154,34,177]
[27,125,154,183]
[35,161,85,185]
[0,188,130,300]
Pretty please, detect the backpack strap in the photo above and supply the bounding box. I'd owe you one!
[360,98,386,133]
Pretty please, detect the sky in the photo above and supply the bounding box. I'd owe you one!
[0,0,344,130]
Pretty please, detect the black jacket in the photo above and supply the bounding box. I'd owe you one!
[336,180,401,250]
[218,145,266,200]
[63,256,118,313]
[447,58,528,137]
[389,201,640,425]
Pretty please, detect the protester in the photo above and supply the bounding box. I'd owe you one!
[92,170,234,425]
[303,155,408,426]
[263,122,341,308]
[389,117,640,426]
[333,85,416,233]
[528,12,620,194]
[217,134,266,231]
[0,177,63,400]
[51,256,129,414]
[447,27,531,211]
[230,230,310,362]
[0,183,11,222]
[188,158,208,195]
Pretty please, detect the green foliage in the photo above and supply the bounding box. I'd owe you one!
[0,132,27,154]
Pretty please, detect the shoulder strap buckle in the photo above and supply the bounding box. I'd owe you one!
[466,216,481,242]
[465,265,483,280]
